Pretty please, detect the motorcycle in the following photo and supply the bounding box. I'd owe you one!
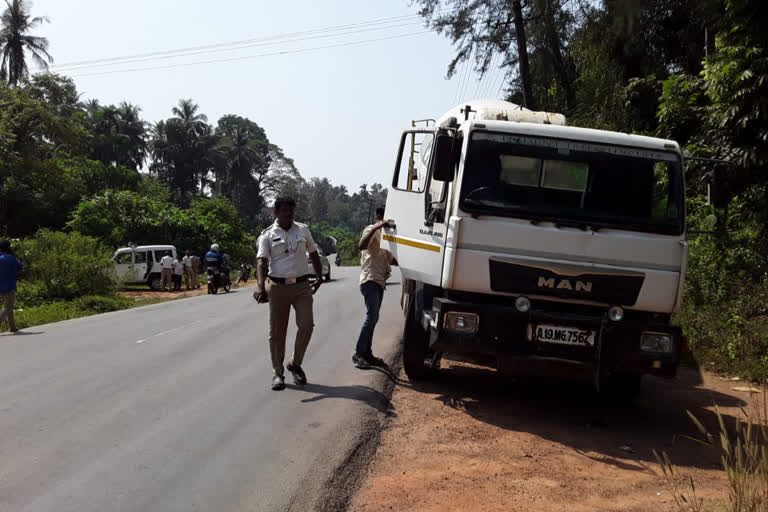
[207,265,231,295]
[236,263,252,284]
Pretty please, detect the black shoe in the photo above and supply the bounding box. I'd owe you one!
[369,355,388,368]
[271,374,286,390]
[286,363,307,386]
[352,354,371,369]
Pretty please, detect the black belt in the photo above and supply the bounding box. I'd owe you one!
[268,275,310,285]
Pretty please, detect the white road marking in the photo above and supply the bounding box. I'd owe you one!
[135,320,203,344]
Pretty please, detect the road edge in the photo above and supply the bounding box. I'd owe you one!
[287,340,404,512]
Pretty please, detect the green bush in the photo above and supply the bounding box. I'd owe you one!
[678,277,768,381]
[14,229,116,301]
[14,280,50,308]
[68,191,255,263]
[337,238,360,266]
[73,295,134,313]
[3,295,135,332]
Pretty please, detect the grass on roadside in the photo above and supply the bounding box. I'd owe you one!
[1,294,169,333]
[654,388,768,512]
[2,280,257,333]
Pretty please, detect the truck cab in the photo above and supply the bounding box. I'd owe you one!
[384,99,687,396]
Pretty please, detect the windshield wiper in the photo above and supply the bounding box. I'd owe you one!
[527,218,603,231]
[553,220,601,231]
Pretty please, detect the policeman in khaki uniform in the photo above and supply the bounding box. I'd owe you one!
[254,197,323,391]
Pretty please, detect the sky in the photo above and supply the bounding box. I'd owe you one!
[28,0,506,191]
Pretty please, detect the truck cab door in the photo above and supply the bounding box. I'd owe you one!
[133,250,148,281]
[382,129,450,287]
[114,250,134,281]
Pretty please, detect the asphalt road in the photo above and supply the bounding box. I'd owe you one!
[0,266,403,512]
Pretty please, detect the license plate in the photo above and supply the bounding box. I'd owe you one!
[532,324,595,346]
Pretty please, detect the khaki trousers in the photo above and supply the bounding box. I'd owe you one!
[0,291,17,331]
[266,279,314,375]
[161,268,173,290]
[185,268,198,289]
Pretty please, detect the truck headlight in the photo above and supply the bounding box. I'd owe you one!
[443,312,479,334]
[515,296,531,313]
[640,332,673,353]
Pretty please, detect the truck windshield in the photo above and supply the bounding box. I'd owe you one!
[460,131,684,235]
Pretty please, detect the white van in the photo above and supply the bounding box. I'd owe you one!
[113,245,177,290]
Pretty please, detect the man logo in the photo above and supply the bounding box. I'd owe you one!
[538,276,593,293]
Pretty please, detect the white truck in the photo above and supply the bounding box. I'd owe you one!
[113,245,177,290]
[383,99,688,396]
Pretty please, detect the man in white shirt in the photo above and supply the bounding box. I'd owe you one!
[353,207,397,369]
[254,197,324,391]
[160,253,174,292]
[172,258,184,291]
[182,251,196,290]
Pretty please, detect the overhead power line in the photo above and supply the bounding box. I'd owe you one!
[457,48,474,103]
[68,31,431,78]
[41,11,443,72]
[48,21,425,72]
[484,53,503,99]
[476,52,501,98]
[453,53,471,104]
[495,68,508,99]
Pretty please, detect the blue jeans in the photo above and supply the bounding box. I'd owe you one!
[355,281,384,359]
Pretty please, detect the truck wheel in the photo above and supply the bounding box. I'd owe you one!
[403,295,435,380]
[148,275,162,291]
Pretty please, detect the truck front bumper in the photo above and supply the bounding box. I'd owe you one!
[427,297,682,380]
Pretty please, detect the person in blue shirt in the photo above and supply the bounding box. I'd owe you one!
[0,239,23,333]
[205,244,223,269]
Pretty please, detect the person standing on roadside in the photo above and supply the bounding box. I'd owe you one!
[172,257,184,291]
[352,207,397,369]
[160,252,174,292]
[191,253,202,289]
[182,251,195,290]
[253,196,324,391]
[0,240,23,333]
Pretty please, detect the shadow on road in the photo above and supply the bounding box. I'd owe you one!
[288,382,396,416]
[400,361,746,471]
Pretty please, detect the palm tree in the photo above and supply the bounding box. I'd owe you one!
[172,98,208,127]
[149,101,218,204]
[0,0,52,85]
[83,100,148,171]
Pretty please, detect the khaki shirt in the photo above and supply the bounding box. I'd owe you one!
[257,221,317,278]
[359,224,393,289]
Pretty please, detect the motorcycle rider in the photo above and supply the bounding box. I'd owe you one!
[205,244,223,290]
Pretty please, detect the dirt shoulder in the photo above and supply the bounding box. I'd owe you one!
[350,360,760,512]
[119,281,256,301]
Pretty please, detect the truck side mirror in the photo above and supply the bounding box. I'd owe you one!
[432,132,456,182]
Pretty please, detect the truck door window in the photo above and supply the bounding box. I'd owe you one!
[394,132,434,193]
[115,252,132,264]
[134,251,147,264]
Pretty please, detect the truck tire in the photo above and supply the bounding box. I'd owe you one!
[402,295,435,380]
[148,274,162,291]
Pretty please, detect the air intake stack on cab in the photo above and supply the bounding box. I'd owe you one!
[383,99,688,398]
